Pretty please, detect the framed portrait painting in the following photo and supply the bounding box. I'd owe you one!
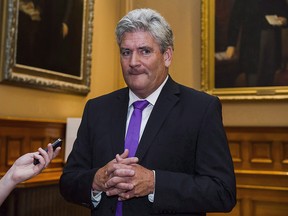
[201,0,288,100]
[0,0,94,95]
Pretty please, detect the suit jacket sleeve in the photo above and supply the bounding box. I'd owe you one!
[59,90,128,212]
[59,100,99,209]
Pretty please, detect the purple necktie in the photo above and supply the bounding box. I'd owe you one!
[115,100,149,216]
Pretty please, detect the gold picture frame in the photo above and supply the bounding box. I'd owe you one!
[0,0,94,95]
[201,0,288,100]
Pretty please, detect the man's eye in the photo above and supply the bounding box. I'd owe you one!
[141,49,151,55]
[121,50,131,56]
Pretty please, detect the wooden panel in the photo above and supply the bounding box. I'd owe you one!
[6,137,24,166]
[250,141,273,164]
[283,142,288,164]
[0,117,66,176]
[229,141,242,163]
[226,127,288,172]
[252,201,288,216]
[208,127,288,216]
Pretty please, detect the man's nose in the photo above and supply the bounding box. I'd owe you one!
[129,52,141,68]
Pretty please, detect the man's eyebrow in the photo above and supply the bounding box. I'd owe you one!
[138,45,150,48]
[138,46,153,50]
[120,47,131,51]
[120,46,153,51]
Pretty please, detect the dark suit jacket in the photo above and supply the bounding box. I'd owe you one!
[60,77,236,216]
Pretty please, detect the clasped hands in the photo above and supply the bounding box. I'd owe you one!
[92,149,154,201]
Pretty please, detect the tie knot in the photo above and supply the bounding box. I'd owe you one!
[133,100,149,111]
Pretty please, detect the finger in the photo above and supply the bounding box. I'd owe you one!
[38,147,50,167]
[118,195,133,201]
[105,182,134,196]
[115,154,123,163]
[115,182,134,191]
[53,147,61,159]
[106,163,135,176]
[46,143,54,159]
[105,187,127,197]
[116,155,139,165]
[120,149,129,159]
[118,190,135,200]
[105,176,122,188]
[105,176,134,189]
[105,162,120,176]
[113,168,135,177]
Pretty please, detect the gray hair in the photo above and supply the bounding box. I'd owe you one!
[115,8,174,53]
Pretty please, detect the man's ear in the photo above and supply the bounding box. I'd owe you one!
[164,47,173,67]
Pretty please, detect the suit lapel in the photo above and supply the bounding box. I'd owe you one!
[136,77,180,161]
[110,88,129,157]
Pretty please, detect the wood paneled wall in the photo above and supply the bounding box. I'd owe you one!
[209,127,288,216]
[0,118,287,215]
[0,118,65,181]
[0,118,89,216]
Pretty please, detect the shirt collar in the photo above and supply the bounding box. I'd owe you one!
[128,75,169,107]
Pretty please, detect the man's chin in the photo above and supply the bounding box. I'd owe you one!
[129,84,150,98]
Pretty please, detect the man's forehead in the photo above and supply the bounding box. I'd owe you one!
[121,31,154,42]
[120,32,159,49]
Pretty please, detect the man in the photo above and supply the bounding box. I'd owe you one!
[0,143,61,206]
[60,8,236,216]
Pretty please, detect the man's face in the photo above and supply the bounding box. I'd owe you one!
[120,31,173,98]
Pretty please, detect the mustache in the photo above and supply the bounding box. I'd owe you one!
[127,69,146,74]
